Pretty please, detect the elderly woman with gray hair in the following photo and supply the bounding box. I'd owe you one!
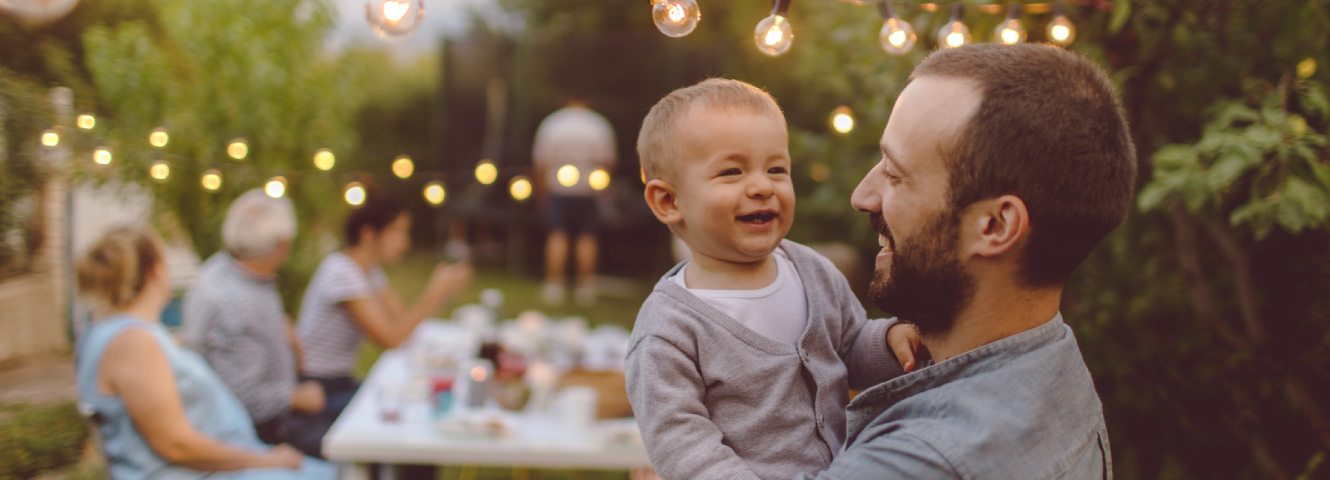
[181,189,326,458]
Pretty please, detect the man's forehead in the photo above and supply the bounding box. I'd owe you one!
[882,76,982,159]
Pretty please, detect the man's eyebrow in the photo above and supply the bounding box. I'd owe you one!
[880,142,906,174]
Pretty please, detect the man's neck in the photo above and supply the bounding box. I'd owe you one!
[233,254,278,278]
[924,283,1062,362]
[684,252,777,290]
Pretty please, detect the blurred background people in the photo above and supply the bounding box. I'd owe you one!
[181,189,326,457]
[533,100,617,306]
[74,225,332,479]
[294,188,472,458]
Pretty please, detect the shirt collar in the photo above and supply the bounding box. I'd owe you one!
[222,252,277,283]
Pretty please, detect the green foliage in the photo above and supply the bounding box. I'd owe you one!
[1140,82,1330,239]
[0,402,90,480]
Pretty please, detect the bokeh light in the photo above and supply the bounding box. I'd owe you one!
[314,149,335,171]
[265,176,286,198]
[423,181,446,206]
[475,160,498,185]
[509,175,533,202]
[392,155,414,179]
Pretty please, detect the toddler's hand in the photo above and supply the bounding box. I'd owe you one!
[887,322,929,372]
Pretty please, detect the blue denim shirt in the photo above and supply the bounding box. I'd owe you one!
[796,314,1111,479]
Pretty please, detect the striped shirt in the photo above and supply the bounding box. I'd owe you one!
[180,252,296,424]
[296,251,387,378]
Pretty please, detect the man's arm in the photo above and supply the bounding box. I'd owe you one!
[199,309,294,424]
[626,335,761,480]
[792,432,957,479]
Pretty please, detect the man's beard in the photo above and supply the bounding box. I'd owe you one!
[868,210,976,338]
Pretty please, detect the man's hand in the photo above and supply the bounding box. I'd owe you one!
[263,444,304,469]
[887,322,930,372]
[291,380,325,414]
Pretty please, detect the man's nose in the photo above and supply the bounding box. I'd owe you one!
[850,164,882,213]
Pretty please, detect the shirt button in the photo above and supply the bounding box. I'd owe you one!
[816,412,824,426]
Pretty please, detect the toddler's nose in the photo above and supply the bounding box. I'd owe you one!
[746,174,774,198]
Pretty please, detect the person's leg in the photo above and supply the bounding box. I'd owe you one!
[543,230,569,305]
[574,233,598,306]
[287,377,359,459]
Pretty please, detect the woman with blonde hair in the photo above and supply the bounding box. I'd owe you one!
[74,225,334,480]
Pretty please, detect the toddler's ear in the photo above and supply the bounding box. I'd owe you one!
[644,179,682,225]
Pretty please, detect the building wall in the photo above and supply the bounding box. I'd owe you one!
[0,179,69,364]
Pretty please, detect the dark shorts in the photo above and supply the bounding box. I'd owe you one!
[285,376,360,459]
[546,195,600,235]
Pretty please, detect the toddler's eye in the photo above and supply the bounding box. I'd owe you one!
[718,168,741,176]
[768,166,788,175]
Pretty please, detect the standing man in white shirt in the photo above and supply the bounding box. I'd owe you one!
[533,100,617,306]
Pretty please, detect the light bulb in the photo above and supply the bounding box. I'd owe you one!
[879,18,916,55]
[41,129,60,147]
[392,155,414,179]
[994,4,1025,45]
[938,4,970,49]
[509,176,533,202]
[227,138,248,160]
[365,0,424,39]
[754,14,794,56]
[475,160,498,185]
[265,176,286,198]
[149,127,169,148]
[652,0,700,38]
[345,182,366,206]
[201,169,223,192]
[1047,9,1075,46]
[93,147,112,165]
[77,114,95,130]
[589,169,610,191]
[423,181,446,206]
[150,160,170,182]
[557,165,580,188]
[831,106,854,134]
[313,149,335,171]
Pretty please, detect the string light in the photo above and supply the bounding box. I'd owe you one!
[392,155,414,179]
[227,138,248,160]
[264,176,286,198]
[423,181,446,206]
[93,147,112,166]
[651,0,700,37]
[77,114,95,130]
[366,0,425,38]
[149,127,169,148]
[1047,4,1075,46]
[556,165,581,188]
[475,160,498,185]
[588,169,611,191]
[509,175,533,202]
[313,148,335,171]
[994,3,1026,44]
[344,181,366,206]
[831,106,855,134]
[41,129,60,147]
[938,3,971,49]
[149,160,170,182]
[202,169,223,192]
[877,1,916,55]
[754,0,794,57]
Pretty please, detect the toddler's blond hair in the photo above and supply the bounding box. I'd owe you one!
[637,78,784,183]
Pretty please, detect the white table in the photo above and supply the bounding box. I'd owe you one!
[323,322,649,479]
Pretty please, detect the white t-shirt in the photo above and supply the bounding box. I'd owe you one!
[296,251,388,378]
[532,107,616,197]
[671,250,809,345]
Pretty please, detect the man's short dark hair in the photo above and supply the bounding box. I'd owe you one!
[912,43,1137,288]
[344,188,407,247]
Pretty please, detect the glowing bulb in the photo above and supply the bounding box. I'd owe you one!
[149,127,169,148]
[652,0,700,37]
[1047,13,1075,46]
[423,181,446,206]
[754,14,793,56]
[149,160,170,182]
[589,169,610,191]
[77,114,95,130]
[994,4,1025,45]
[201,169,222,191]
[475,160,498,185]
[313,149,335,171]
[265,177,286,198]
[93,147,112,165]
[556,165,580,188]
[831,106,854,134]
[41,129,59,147]
[365,0,424,38]
[344,182,366,206]
[470,366,488,382]
[227,138,248,160]
[509,176,533,202]
[879,18,916,55]
[392,155,414,179]
[938,4,970,49]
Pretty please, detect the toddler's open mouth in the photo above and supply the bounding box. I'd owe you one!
[737,210,778,224]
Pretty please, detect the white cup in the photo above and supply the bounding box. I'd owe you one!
[556,386,599,432]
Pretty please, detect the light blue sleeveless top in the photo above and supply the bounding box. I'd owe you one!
[76,315,334,480]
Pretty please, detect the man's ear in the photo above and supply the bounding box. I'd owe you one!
[964,194,1029,258]
[644,179,683,225]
